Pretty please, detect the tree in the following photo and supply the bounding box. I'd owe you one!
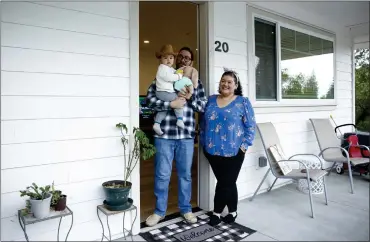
[320,80,334,99]
[302,70,319,99]
[282,69,319,99]
[354,49,370,131]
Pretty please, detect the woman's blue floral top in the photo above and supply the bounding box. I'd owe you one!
[200,95,256,157]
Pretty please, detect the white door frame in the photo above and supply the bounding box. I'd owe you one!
[129,1,140,235]
[197,1,215,212]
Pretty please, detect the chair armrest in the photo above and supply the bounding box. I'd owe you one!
[277,159,311,180]
[288,154,324,169]
[343,144,370,152]
[318,146,350,162]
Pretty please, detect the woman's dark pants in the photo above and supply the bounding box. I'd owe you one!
[204,149,245,214]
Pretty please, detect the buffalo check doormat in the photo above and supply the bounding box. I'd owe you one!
[139,212,256,241]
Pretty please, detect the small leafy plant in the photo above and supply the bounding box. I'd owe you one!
[20,200,31,216]
[104,123,156,188]
[50,182,62,207]
[20,183,51,200]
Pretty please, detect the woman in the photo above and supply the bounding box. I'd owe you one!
[200,70,256,226]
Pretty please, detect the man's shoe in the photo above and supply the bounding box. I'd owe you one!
[145,214,164,227]
[182,212,197,224]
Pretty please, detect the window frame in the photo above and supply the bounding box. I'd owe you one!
[247,5,337,107]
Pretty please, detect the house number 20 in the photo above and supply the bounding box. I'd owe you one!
[214,41,229,53]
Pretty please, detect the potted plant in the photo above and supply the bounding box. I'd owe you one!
[50,182,67,211]
[20,183,52,219]
[102,123,156,210]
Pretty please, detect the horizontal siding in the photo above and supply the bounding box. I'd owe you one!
[1,72,130,97]
[1,2,133,241]
[2,176,135,241]
[1,156,126,194]
[1,137,126,169]
[214,52,248,70]
[215,24,247,42]
[1,96,129,120]
[1,22,130,58]
[1,117,130,144]
[1,2,129,39]
[213,2,248,96]
[33,2,130,20]
[212,2,354,201]
[2,47,129,77]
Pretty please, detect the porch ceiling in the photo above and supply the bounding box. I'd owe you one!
[292,1,369,28]
[251,1,369,40]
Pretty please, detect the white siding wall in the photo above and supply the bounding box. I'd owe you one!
[212,2,354,200]
[1,2,136,241]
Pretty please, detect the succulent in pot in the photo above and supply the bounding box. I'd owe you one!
[20,183,52,219]
[50,182,67,211]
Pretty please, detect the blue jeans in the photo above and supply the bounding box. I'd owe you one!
[154,138,194,217]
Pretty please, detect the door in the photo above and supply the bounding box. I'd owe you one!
[138,1,200,223]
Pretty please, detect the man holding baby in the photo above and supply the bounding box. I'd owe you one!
[145,46,207,226]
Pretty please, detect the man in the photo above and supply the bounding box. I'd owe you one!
[145,47,207,226]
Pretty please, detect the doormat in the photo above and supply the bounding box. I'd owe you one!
[139,212,256,241]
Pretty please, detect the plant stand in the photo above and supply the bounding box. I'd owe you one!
[97,204,137,242]
[18,206,73,242]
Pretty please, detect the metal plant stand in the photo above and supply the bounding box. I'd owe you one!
[18,206,74,242]
[97,204,137,242]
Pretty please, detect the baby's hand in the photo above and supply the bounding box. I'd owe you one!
[175,69,184,75]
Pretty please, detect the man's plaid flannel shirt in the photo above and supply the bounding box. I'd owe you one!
[146,79,207,140]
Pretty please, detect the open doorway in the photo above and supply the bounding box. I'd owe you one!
[138,1,199,222]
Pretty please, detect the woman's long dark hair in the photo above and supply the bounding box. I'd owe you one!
[220,70,243,96]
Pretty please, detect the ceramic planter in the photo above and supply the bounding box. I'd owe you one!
[102,180,132,208]
[30,193,52,219]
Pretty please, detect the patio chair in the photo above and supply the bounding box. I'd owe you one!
[310,118,370,194]
[249,122,328,218]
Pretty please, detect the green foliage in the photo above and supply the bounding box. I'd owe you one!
[50,181,62,207]
[19,183,51,200]
[354,49,370,131]
[21,200,31,216]
[116,123,156,186]
[281,69,327,99]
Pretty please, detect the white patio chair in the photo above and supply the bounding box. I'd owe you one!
[249,122,328,218]
[310,118,370,194]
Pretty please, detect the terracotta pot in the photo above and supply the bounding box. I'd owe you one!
[55,195,67,211]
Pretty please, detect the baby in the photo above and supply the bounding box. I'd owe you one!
[153,44,197,135]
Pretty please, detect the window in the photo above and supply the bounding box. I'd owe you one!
[255,18,277,100]
[253,16,335,102]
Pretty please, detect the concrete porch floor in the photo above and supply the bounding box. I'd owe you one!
[116,173,369,241]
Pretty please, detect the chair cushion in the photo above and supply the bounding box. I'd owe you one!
[286,169,328,181]
[350,158,370,166]
[268,144,293,175]
[323,156,369,166]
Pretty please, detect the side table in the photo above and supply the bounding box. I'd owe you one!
[18,206,74,242]
[297,158,324,194]
[97,204,137,241]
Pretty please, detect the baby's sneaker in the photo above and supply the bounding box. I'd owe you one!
[176,119,185,129]
[153,123,164,135]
